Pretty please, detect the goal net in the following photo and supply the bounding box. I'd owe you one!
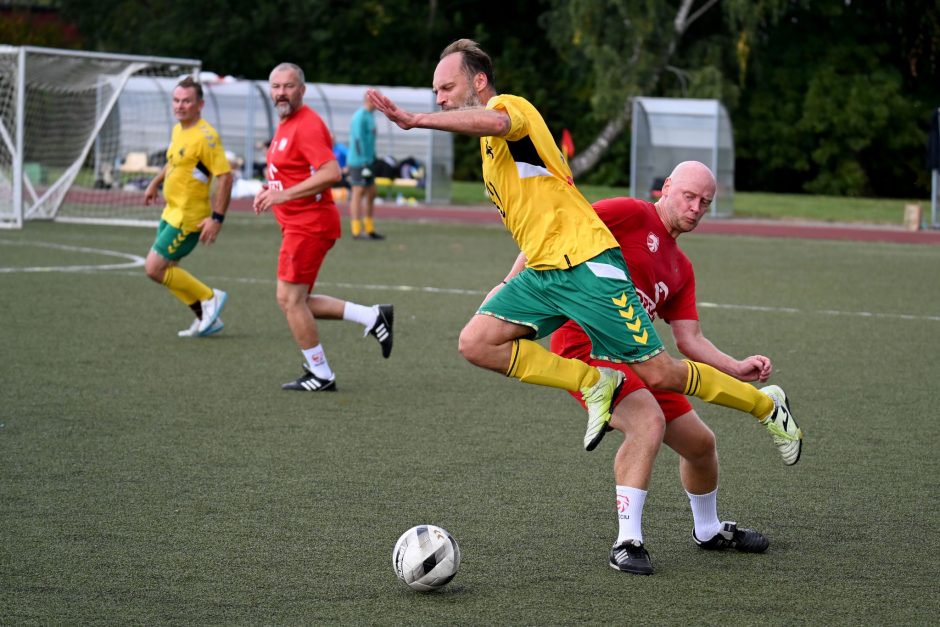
[0,46,200,229]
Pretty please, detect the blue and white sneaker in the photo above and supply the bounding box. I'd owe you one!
[198,288,227,334]
[179,317,224,338]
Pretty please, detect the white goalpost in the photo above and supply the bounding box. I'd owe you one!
[0,46,200,229]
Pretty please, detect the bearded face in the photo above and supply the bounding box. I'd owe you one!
[270,69,305,119]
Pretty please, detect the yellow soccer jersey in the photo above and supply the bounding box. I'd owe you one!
[161,120,230,231]
[481,94,617,270]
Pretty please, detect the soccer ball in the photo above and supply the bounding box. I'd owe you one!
[392,524,461,591]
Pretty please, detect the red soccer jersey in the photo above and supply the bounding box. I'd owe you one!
[266,105,340,237]
[552,197,698,357]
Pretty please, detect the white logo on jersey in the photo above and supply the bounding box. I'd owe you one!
[278,137,288,151]
[635,281,670,322]
[635,288,657,320]
[265,162,283,191]
[654,281,669,304]
[647,232,660,252]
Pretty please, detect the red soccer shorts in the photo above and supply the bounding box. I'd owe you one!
[551,323,693,422]
[573,357,694,422]
[277,228,336,287]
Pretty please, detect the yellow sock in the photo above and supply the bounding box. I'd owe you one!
[506,339,598,391]
[163,266,212,305]
[683,360,774,420]
[364,217,375,234]
[351,219,362,236]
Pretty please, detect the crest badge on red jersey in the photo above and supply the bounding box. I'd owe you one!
[647,232,660,253]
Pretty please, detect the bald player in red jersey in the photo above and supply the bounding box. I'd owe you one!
[550,161,796,574]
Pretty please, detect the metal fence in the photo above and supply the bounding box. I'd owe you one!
[101,75,453,203]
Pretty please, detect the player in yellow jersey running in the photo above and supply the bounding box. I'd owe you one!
[367,39,802,460]
[144,76,233,338]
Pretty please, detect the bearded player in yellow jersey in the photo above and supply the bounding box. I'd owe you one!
[144,76,233,338]
[368,39,802,461]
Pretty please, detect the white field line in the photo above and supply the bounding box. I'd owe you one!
[1,239,937,323]
[0,239,145,273]
[697,302,940,322]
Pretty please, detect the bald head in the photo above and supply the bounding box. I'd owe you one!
[656,161,717,237]
[668,161,716,193]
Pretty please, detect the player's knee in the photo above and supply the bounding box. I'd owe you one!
[144,261,164,283]
[276,290,303,315]
[611,393,666,442]
[640,409,667,439]
[457,326,483,366]
[637,366,671,391]
[625,413,666,449]
[686,425,717,461]
[635,354,686,391]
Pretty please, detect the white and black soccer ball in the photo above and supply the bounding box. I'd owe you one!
[392,524,461,591]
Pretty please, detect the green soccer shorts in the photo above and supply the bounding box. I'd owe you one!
[477,248,665,364]
[151,219,200,262]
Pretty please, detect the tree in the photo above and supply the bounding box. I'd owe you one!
[541,0,723,178]
[55,0,441,83]
[735,1,939,196]
[0,6,83,48]
[43,0,940,196]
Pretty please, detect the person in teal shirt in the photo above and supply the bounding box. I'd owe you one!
[347,93,382,239]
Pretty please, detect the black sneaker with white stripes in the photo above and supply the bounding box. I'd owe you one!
[368,304,394,358]
[694,521,769,553]
[609,539,654,575]
[282,365,337,392]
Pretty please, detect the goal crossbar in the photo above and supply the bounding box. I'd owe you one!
[0,46,200,229]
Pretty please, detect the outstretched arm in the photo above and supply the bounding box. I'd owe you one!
[670,319,772,382]
[366,88,510,137]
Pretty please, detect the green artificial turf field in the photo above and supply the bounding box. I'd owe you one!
[2,216,938,625]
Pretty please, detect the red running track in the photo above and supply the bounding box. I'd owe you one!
[229,198,940,245]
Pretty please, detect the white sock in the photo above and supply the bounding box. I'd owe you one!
[343,302,377,334]
[302,344,334,380]
[615,485,647,545]
[687,488,721,541]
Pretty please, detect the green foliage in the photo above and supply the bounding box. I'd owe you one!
[56,0,437,84]
[0,8,83,48]
[578,131,632,186]
[23,0,940,197]
[675,16,743,107]
[543,0,673,119]
[801,60,910,196]
[734,2,936,197]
